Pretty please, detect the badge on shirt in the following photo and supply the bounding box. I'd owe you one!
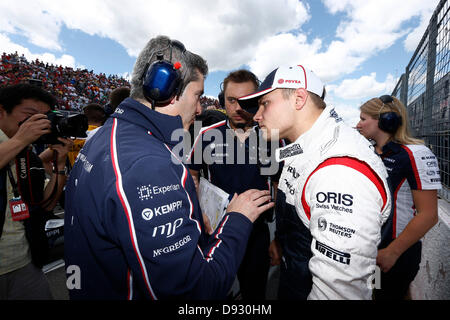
[276,143,303,162]
[9,197,30,221]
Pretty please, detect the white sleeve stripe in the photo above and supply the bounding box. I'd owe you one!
[110,118,157,300]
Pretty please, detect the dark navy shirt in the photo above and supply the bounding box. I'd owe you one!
[64,98,253,300]
[187,120,282,199]
[379,141,441,248]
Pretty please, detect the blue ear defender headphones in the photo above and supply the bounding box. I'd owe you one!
[140,40,186,107]
[378,95,402,134]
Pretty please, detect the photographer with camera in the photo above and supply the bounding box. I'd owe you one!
[0,83,73,299]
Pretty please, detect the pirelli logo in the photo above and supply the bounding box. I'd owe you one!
[315,240,351,265]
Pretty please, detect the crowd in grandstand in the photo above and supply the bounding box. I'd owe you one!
[0,52,130,111]
[0,52,220,112]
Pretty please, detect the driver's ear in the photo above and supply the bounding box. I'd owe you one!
[294,88,308,110]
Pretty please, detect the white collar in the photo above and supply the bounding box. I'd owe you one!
[275,106,342,162]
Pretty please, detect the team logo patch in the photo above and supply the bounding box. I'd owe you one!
[278,144,303,161]
[329,108,342,122]
[318,217,327,231]
[315,240,351,265]
[141,200,183,221]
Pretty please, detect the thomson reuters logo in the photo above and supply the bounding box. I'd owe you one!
[318,217,327,231]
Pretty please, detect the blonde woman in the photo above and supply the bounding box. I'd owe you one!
[357,95,441,300]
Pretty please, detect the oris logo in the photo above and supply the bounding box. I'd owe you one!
[316,192,353,206]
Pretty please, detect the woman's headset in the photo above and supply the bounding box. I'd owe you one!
[378,95,402,134]
[140,40,186,107]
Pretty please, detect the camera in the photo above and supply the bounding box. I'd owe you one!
[35,111,88,145]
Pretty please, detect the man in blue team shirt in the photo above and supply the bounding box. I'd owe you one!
[64,36,274,300]
[188,70,281,299]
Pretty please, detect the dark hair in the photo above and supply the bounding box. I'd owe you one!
[0,84,57,113]
[309,87,327,109]
[83,103,106,125]
[109,87,130,110]
[282,87,327,109]
[223,69,259,94]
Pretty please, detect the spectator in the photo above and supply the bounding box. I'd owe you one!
[104,86,131,117]
[0,52,130,112]
[357,95,441,300]
[238,64,391,299]
[0,84,72,299]
[200,96,220,110]
[188,69,281,299]
[67,103,106,167]
[64,35,274,300]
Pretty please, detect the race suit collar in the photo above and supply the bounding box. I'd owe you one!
[275,106,342,163]
[111,97,184,147]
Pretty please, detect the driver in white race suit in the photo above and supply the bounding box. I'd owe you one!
[238,65,391,299]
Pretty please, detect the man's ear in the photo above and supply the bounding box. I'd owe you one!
[294,88,308,110]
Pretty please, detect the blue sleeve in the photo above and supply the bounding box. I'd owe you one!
[105,156,252,299]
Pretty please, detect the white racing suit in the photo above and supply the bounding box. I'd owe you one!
[275,107,391,300]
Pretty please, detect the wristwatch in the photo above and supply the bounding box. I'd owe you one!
[53,167,68,175]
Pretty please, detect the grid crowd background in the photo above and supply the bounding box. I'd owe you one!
[0,52,221,112]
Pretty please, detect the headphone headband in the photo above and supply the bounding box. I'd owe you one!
[141,39,186,107]
[377,95,402,134]
[379,95,394,104]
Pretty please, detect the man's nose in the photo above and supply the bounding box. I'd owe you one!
[253,106,263,122]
